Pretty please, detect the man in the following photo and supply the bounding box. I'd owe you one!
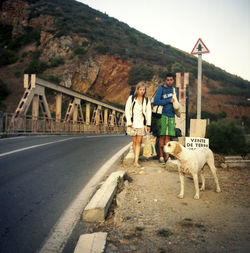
[153,73,176,163]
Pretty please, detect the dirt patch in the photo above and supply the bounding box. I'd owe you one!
[89,158,250,253]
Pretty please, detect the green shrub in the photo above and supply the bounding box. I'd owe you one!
[129,35,138,45]
[39,74,61,84]
[24,51,48,74]
[0,24,13,47]
[201,111,218,121]
[21,52,28,58]
[94,45,110,54]
[0,79,10,101]
[0,48,17,67]
[14,71,22,78]
[158,69,168,80]
[206,120,248,155]
[49,57,64,67]
[24,50,48,74]
[110,47,126,56]
[171,62,184,74]
[74,47,86,55]
[128,65,154,85]
[82,41,89,47]
[241,116,250,134]
[218,111,227,119]
[24,59,48,74]
[230,101,250,107]
[209,87,250,97]
[8,28,40,51]
[0,78,10,111]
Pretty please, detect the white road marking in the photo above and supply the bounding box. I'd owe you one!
[0,134,127,158]
[0,136,26,141]
[37,142,131,253]
[0,137,77,158]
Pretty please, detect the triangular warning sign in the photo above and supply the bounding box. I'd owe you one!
[191,38,210,55]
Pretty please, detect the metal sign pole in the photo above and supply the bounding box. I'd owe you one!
[191,38,209,120]
[197,54,202,119]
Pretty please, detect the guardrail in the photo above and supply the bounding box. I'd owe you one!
[0,113,125,135]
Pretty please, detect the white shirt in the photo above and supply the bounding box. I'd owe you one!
[125,95,152,127]
[132,100,144,128]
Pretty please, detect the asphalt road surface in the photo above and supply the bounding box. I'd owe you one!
[0,134,130,253]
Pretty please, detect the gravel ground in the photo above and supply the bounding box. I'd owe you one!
[89,156,250,253]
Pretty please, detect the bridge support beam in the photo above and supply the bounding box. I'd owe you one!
[56,93,62,122]
[104,109,108,126]
[32,95,39,132]
[73,98,82,123]
[86,103,90,125]
[95,105,102,125]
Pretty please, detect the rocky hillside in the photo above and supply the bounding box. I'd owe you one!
[0,0,249,127]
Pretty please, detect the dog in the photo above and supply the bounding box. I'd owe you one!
[164,141,221,199]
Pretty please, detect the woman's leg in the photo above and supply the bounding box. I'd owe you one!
[132,136,136,154]
[134,135,143,166]
[132,135,139,165]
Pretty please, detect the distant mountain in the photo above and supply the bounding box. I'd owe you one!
[0,0,249,129]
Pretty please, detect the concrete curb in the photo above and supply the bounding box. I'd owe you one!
[73,232,107,253]
[225,156,250,168]
[72,143,131,253]
[83,170,125,222]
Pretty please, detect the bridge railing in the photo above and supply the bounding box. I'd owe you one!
[0,113,126,134]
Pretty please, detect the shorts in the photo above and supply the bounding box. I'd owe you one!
[127,127,146,136]
[152,115,175,137]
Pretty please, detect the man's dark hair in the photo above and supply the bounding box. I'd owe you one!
[166,73,174,79]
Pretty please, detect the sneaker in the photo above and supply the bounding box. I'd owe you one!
[159,157,165,164]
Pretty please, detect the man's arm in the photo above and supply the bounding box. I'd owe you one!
[154,86,172,106]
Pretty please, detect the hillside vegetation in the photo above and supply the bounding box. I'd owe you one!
[0,0,249,131]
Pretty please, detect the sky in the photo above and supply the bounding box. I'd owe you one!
[77,0,250,82]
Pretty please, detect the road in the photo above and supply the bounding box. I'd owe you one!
[0,134,130,253]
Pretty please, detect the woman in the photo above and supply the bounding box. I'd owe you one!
[125,83,151,168]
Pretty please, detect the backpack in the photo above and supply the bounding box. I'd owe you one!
[123,95,135,123]
[151,85,163,118]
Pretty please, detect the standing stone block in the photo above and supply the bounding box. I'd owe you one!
[83,171,125,222]
[74,232,107,253]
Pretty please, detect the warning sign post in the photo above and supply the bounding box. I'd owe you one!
[191,38,210,119]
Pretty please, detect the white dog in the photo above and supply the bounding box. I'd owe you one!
[164,141,221,199]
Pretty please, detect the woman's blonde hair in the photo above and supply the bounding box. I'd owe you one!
[133,83,146,98]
